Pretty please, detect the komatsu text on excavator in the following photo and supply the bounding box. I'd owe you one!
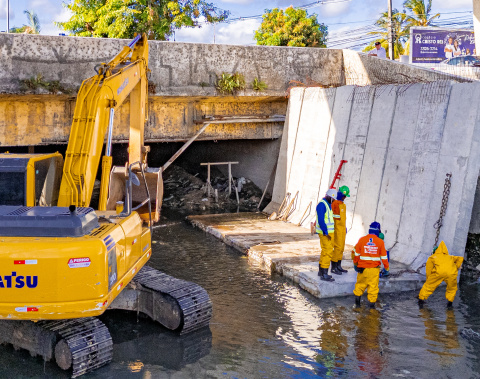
[0,35,212,377]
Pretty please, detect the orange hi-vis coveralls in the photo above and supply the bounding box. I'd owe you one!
[418,241,463,302]
[332,199,346,262]
[353,234,389,303]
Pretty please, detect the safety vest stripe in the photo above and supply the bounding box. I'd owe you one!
[354,252,360,257]
[359,256,381,261]
[333,215,341,219]
[380,255,388,259]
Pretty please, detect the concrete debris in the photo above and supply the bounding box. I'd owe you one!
[162,165,269,212]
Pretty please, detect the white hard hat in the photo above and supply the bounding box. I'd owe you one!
[326,189,337,199]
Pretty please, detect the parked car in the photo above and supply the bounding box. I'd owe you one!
[433,56,480,79]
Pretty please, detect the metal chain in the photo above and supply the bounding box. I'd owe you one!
[386,173,452,278]
[433,173,452,250]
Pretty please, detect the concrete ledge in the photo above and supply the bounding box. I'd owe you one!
[187,212,426,299]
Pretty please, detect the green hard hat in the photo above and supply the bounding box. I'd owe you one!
[379,232,384,240]
[339,185,350,197]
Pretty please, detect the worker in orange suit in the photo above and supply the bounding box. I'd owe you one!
[316,188,337,282]
[418,241,463,309]
[353,221,389,308]
[331,185,350,275]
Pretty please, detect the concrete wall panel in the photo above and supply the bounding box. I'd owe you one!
[349,85,398,243]
[375,84,423,252]
[288,88,336,225]
[395,82,451,266]
[339,87,375,243]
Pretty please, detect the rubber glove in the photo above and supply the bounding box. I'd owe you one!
[354,265,359,273]
[380,268,390,277]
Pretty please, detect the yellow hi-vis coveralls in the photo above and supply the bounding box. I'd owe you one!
[353,234,389,303]
[418,241,463,302]
[332,199,346,262]
[316,199,335,269]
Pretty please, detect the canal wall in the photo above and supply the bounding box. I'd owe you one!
[0,34,466,146]
[264,83,480,269]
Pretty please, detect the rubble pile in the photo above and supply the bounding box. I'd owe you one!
[463,234,480,281]
[162,165,270,212]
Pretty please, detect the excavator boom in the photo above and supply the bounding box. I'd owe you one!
[58,34,150,209]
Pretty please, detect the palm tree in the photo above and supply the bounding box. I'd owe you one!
[23,10,41,34]
[363,9,409,59]
[403,0,440,28]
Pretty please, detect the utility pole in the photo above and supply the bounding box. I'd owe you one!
[6,0,9,33]
[388,0,394,60]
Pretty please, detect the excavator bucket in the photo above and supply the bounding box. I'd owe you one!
[107,166,163,224]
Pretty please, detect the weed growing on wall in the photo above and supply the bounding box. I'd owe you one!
[216,72,246,95]
[252,78,267,91]
[20,74,72,94]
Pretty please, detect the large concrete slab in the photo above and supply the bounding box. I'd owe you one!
[188,213,425,299]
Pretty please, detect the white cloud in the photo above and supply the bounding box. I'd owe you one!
[175,18,260,45]
[434,0,472,9]
[315,2,350,18]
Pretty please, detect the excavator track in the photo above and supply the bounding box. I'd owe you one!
[41,318,113,377]
[0,317,112,378]
[131,266,213,334]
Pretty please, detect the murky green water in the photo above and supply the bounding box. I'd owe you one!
[1,209,480,378]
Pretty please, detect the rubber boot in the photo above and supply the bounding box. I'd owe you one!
[324,267,334,280]
[355,296,361,308]
[368,301,376,309]
[337,260,348,273]
[320,268,335,282]
[418,299,425,309]
[331,261,342,276]
[447,301,453,309]
[318,264,322,277]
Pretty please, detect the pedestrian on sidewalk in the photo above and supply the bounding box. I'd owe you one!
[353,222,389,308]
[418,241,463,309]
[368,42,387,59]
[331,185,350,275]
[316,188,337,282]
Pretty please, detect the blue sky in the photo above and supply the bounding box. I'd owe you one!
[0,0,473,48]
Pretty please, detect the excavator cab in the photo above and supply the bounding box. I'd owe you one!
[0,153,63,207]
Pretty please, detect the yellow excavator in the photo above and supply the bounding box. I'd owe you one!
[0,34,211,377]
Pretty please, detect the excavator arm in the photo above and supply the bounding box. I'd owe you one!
[57,34,149,209]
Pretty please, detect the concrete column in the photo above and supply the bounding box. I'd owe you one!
[474,0,480,53]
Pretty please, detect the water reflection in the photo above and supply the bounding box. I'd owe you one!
[354,309,387,377]
[315,309,349,377]
[420,308,461,366]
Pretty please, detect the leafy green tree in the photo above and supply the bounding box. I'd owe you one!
[10,10,41,34]
[403,0,440,28]
[254,7,327,48]
[57,0,229,40]
[363,9,408,59]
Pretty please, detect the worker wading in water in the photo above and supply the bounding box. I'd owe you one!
[353,222,389,308]
[316,189,337,282]
[331,185,350,275]
[418,241,463,309]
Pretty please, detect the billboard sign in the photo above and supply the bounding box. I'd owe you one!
[410,27,475,64]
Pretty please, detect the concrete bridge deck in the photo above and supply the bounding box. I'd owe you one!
[187,212,425,299]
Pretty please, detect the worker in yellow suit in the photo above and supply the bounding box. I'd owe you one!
[316,188,337,282]
[331,185,350,275]
[418,241,463,308]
